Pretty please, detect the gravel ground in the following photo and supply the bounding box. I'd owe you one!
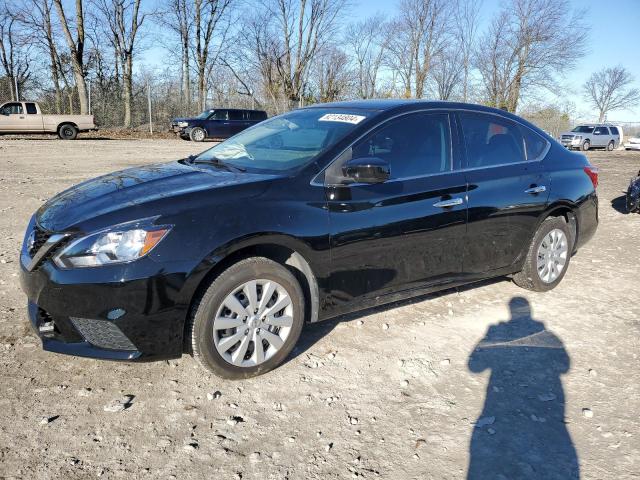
[0,138,638,480]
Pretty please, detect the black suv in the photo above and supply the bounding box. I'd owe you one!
[20,100,598,379]
[171,108,268,142]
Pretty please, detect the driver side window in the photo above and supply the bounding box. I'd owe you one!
[1,103,23,115]
[326,112,452,184]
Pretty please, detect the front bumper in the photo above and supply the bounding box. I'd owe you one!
[561,138,581,148]
[19,218,195,362]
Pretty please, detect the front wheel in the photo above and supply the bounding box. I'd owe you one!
[58,124,78,140]
[581,140,590,151]
[189,127,206,142]
[513,216,572,292]
[188,257,305,379]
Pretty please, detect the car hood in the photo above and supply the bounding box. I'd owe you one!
[171,117,198,123]
[36,160,279,232]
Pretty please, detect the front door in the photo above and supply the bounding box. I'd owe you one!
[458,112,551,274]
[325,112,467,313]
[0,102,25,132]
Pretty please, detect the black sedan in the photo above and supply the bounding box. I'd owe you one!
[20,100,598,379]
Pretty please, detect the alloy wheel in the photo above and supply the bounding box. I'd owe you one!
[212,279,293,367]
[536,228,568,283]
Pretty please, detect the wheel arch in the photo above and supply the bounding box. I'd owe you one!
[183,235,321,352]
[538,203,578,249]
[57,121,79,132]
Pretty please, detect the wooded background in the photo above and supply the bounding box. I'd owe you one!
[1,0,638,136]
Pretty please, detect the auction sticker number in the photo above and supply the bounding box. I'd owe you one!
[318,113,366,124]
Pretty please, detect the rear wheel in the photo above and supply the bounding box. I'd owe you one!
[607,140,615,151]
[189,127,206,142]
[513,216,572,292]
[581,140,590,151]
[188,257,305,379]
[58,124,78,140]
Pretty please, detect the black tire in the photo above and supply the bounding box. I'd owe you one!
[513,216,572,292]
[607,141,615,151]
[58,124,78,140]
[581,140,590,151]
[189,127,206,142]
[188,257,305,379]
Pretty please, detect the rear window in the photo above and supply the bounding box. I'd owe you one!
[460,112,526,168]
[26,103,38,114]
[520,127,549,160]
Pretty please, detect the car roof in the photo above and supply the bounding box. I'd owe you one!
[304,99,527,117]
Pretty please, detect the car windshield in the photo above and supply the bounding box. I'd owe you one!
[193,108,372,172]
[195,110,212,119]
[572,126,594,133]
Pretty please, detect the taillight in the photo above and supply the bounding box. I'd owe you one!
[583,166,598,189]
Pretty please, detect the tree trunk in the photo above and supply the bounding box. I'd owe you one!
[123,55,133,128]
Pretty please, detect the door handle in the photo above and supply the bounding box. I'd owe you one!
[524,185,547,194]
[433,197,464,208]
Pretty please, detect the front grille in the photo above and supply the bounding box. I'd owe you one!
[29,226,51,257]
[561,135,574,140]
[70,317,137,351]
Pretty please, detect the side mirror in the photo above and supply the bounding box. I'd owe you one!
[342,157,390,184]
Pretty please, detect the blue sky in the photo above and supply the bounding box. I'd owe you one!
[142,0,639,122]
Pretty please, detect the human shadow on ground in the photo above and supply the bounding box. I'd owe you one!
[611,195,629,214]
[467,296,579,480]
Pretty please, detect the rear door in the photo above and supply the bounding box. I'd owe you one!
[326,111,467,310]
[593,126,609,147]
[459,111,551,274]
[228,110,248,135]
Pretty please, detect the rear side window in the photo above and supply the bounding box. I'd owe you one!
[610,127,619,135]
[249,111,267,121]
[520,126,549,160]
[460,113,525,168]
[594,127,609,135]
[25,103,38,114]
[228,110,244,121]
[209,110,228,121]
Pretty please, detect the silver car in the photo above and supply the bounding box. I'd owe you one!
[560,124,620,151]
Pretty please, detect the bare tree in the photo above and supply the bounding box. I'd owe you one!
[53,0,90,114]
[161,0,192,112]
[477,0,588,112]
[453,0,481,102]
[583,66,640,123]
[0,3,31,101]
[93,0,147,127]
[311,46,351,102]
[344,14,387,99]
[262,0,346,108]
[193,0,231,111]
[386,0,450,98]
[430,49,463,100]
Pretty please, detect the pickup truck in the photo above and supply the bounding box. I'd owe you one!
[0,101,96,140]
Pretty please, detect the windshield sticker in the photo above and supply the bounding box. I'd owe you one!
[318,113,366,124]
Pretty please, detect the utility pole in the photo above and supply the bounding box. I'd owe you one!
[147,81,153,134]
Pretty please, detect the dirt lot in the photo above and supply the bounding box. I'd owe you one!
[0,138,638,479]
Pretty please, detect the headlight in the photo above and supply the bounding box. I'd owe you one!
[54,221,171,269]
[178,122,189,128]
[574,135,582,140]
